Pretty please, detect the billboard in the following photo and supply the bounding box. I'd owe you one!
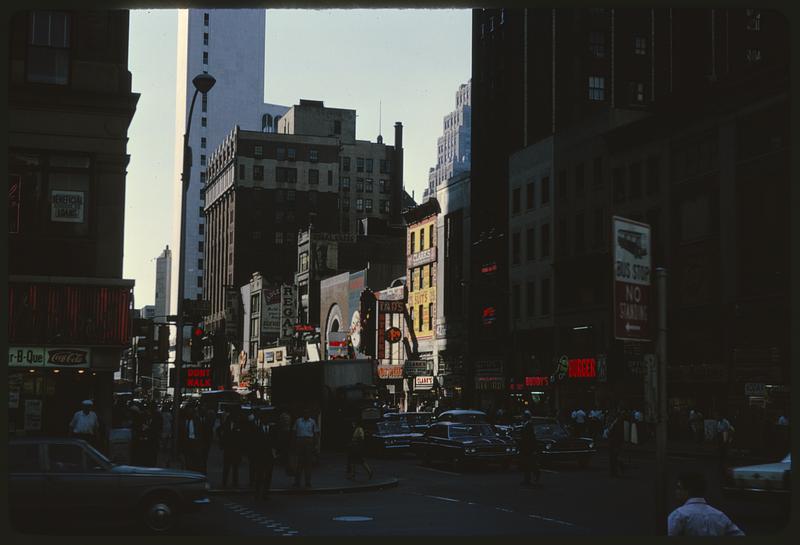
[262,287,282,334]
[613,216,652,341]
[280,284,297,340]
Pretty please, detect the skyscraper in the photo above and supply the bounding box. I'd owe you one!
[171,8,288,312]
[154,245,172,322]
[426,80,471,198]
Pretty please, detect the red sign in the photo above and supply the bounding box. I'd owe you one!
[377,364,404,379]
[510,376,550,390]
[294,324,315,332]
[482,306,496,326]
[480,262,498,274]
[568,358,597,378]
[47,349,88,366]
[613,216,652,341]
[385,327,402,344]
[184,367,212,388]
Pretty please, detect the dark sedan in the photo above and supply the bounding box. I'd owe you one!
[512,417,596,468]
[413,422,518,470]
[368,421,424,455]
[9,437,210,533]
[383,411,434,431]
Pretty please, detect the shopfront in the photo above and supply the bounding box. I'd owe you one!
[377,364,405,410]
[508,376,553,416]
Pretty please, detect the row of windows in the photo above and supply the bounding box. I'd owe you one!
[408,264,435,292]
[511,224,551,265]
[409,224,435,254]
[408,302,435,333]
[588,32,648,58]
[611,157,661,203]
[511,279,552,320]
[341,157,391,174]
[237,164,333,186]
[340,178,391,193]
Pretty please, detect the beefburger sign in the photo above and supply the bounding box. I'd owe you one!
[613,216,652,341]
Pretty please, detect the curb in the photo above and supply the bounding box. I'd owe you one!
[208,478,400,496]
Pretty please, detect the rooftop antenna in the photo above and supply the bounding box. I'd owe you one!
[377,101,383,144]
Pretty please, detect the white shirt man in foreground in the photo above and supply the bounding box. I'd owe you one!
[70,399,100,448]
[668,471,745,536]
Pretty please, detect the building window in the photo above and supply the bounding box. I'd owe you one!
[526,181,535,209]
[334,120,341,135]
[275,232,283,244]
[557,170,568,201]
[342,157,351,171]
[557,219,568,257]
[355,178,364,192]
[309,149,318,162]
[410,231,416,254]
[745,9,761,31]
[589,76,605,101]
[365,158,374,173]
[365,179,374,192]
[197,276,203,288]
[27,11,71,85]
[380,160,391,174]
[429,225,434,248]
[340,197,350,211]
[575,163,585,196]
[356,198,364,212]
[199,223,205,235]
[198,241,204,252]
[327,171,333,186]
[634,36,647,55]
[365,199,373,213]
[203,32,208,45]
[275,147,286,161]
[200,172,206,184]
[356,157,364,172]
[630,82,646,104]
[253,165,264,181]
[201,117,207,127]
[254,145,263,158]
[589,31,605,57]
[429,264,433,288]
[409,267,415,291]
[526,280,536,317]
[287,148,296,161]
[629,162,642,199]
[203,13,209,26]
[512,187,521,214]
[745,48,762,63]
[341,177,350,192]
[541,176,550,205]
[379,179,387,193]
[541,223,550,257]
[199,207,204,217]
[202,93,207,112]
[287,189,296,201]
[200,155,206,166]
[428,303,434,331]
[646,156,660,196]
[593,157,603,187]
[308,169,319,185]
[512,232,521,265]
[418,304,424,332]
[593,207,606,248]
[239,164,245,180]
[612,167,626,202]
[276,167,297,184]
[575,213,585,254]
[541,278,551,315]
[202,51,208,65]
[201,137,207,149]
[512,284,521,321]
[526,227,535,261]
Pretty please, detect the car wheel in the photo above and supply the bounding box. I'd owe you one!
[578,455,591,469]
[140,493,179,533]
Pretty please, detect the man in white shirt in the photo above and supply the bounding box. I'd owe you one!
[573,408,587,437]
[668,472,744,536]
[292,408,319,488]
[70,400,99,447]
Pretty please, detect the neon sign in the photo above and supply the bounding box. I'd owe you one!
[568,358,597,378]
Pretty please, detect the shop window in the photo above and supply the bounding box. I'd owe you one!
[27,11,71,85]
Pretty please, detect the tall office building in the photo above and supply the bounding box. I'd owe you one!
[426,80,471,198]
[154,245,172,322]
[171,9,288,312]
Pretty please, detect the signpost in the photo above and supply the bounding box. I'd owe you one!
[613,216,652,341]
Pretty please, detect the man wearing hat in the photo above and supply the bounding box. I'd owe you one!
[70,400,100,448]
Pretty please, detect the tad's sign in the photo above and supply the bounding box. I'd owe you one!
[613,216,652,341]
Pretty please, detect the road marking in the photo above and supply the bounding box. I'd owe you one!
[496,507,515,513]
[418,466,462,476]
[540,469,559,474]
[425,495,461,503]
[528,513,576,527]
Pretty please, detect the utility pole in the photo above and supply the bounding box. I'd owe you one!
[655,268,668,535]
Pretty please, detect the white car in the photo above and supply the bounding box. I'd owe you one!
[723,453,791,498]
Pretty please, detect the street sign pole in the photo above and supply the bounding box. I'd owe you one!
[655,268,668,535]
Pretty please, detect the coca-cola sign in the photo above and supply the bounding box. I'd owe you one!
[46,348,90,368]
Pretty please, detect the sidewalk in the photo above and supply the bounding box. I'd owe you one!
[162,442,398,495]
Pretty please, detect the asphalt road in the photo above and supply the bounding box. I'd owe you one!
[23,450,790,536]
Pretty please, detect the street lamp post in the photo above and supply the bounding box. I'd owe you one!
[171,73,216,465]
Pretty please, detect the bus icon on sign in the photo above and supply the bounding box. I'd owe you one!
[617,229,648,258]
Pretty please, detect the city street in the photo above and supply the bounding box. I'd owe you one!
[34,450,789,537]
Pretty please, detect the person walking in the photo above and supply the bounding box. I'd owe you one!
[245,412,261,488]
[518,410,540,486]
[716,413,735,472]
[573,407,587,437]
[219,410,245,488]
[179,405,204,472]
[668,471,745,536]
[346,420,373,480]
[689,408,704,444]
[198,407,216,474]
[606,408,624,477]
[292,408,319,488]
[70,399,100,449]
[252,415,276,500]
[145,403,162,466]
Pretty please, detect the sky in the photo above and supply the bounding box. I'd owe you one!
[124,8,472,308]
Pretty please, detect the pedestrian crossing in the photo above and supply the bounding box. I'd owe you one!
[224,502,299,536]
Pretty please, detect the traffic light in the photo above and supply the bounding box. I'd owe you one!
[190,325,205,363]
[157,324,170,362]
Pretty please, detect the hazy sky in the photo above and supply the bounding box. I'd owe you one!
[124,8,471,308]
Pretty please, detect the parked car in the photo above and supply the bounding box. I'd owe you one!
[512,417,596,468]
[412,422,518,469]
[9,437,210,533]
[383,411,434,431]
[368,420,424,455]
[723,453,791,500]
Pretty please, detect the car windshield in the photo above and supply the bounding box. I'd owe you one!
[451,413,487,423]
[534,422,570,439]
[378,421,412,434]
[84,443,113,466]
[449,424,496,437]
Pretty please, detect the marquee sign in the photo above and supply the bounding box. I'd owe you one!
[377,364,404,379]
[568,357,597,378]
